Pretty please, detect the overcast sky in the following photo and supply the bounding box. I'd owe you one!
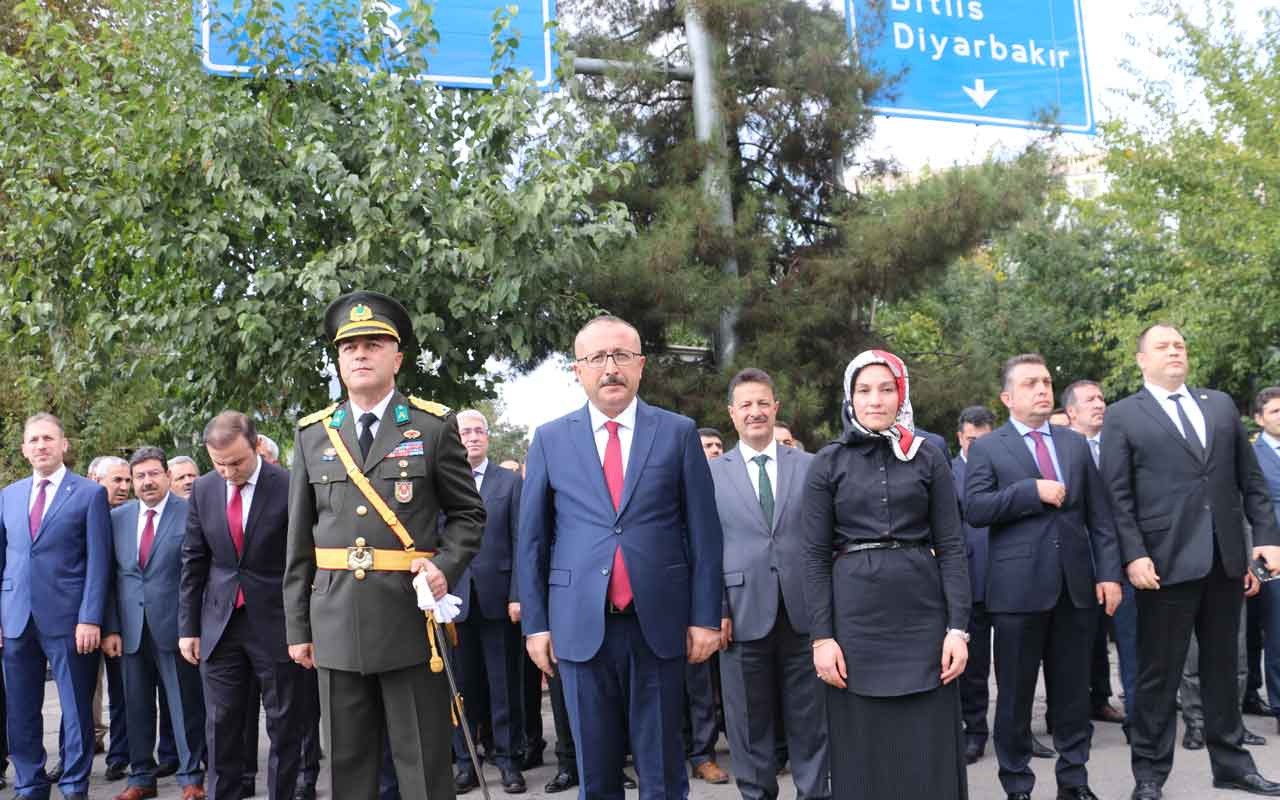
[494,0,1267,436]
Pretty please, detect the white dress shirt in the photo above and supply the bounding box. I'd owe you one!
[29,464,67,513]
[350,388,396,441]
[226,455,263,528]
[135,493,171,552]
[737,439,779,502]
[1145,382,1207,448]
[587,396,639,475]
[472,458,490,491]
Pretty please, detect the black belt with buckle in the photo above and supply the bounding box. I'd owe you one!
[835,539,928,558]
[606,601,636,615]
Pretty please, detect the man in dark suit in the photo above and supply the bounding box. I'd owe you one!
[102,447,207,800]
[965,353,1123,800]
[450,408,527,794]
[953,404,997,764]
[180,411,315,800]
[0,412,111,800]
[1253,386,1280,732]
[1102,324,1280,799]
[710,368,828,800]
[518,314,724,800]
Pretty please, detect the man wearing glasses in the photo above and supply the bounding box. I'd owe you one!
[518,314,725,800]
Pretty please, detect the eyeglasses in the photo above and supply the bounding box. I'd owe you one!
[458,427,488,437]
[576,350,642,369]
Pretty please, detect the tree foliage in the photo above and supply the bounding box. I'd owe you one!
[0,0,633,477]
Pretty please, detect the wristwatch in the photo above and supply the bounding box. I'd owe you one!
[946,628,971,642]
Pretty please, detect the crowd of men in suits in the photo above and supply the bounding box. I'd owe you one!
[4,317,1280,800]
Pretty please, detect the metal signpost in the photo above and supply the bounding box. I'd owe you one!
[847,0,1094,132]
[195,0,557,89]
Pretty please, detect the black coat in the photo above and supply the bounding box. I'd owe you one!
[454,464,522,622]
[800,431,969,697]
[179,460,292,661]
[1101,387,1280,584]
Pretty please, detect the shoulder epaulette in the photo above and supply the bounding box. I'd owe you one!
[298,403,339,429]
[409,396,451,417]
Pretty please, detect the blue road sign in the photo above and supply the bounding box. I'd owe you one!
[195,0,557,89]
[847,0,1094,133]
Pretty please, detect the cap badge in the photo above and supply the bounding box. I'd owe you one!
[350,304,373,322]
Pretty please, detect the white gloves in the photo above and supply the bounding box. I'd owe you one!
[413,572,462,623]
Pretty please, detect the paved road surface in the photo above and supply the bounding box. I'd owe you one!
[29,652,1280,799]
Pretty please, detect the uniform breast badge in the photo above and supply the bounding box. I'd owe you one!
[395,481,413,503]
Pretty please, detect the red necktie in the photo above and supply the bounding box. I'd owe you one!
[1028,431,1059,482]
[138,508,157,568]
[228,483,246,607]
[28,479,50,540]
[603,421,633,609]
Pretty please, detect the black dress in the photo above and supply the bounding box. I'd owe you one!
[801,430,971,800]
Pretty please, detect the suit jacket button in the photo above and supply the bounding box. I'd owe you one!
[614,526,622,534]
[601,568,610,575]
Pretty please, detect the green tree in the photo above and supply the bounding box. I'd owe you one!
[0,0,633,460]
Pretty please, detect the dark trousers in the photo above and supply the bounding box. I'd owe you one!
[319,662,454,800]
[202,609,310,800]
[158,691,178,766]
[992,588,1097,795]
[559,615,686,800]
[121,621,206,788]
[682,659,718,768]
[1090,608,1113,708]
[1246,594,1265,702]
[719,612,830,800]
[105,653,131,769]
[519,650,546,763]
[5,623,98,797]
[1113,581,1139,718]
[451,614,523,770]
[1263,579,1280,715]
[961,601,993,748]
[0,660,7,775]
[240,675,319,790]
[548,668,577,772]
[1130,557,1255,785]
[242,676,260,784]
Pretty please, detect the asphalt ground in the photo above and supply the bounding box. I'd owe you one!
[30,648,1280,799]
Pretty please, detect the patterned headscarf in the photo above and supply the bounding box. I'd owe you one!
[842,349,921,462]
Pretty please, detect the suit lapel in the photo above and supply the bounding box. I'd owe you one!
[37,475,78,535]
[121,502,141,568]
[997,423,1041,479]
[1049,425,1072,488]
[1135,388,1204,463]
[722,449,768,534]
[1257,438,1280,474]
[771,447,797,532]
[617,401,657,518]
[569,405,615,514]
[1189,388,1214,461]
[336,402,363,473]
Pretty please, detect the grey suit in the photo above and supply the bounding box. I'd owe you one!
[105,495,206,789]
[711,445,829,800]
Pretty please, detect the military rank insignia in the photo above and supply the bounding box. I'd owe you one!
[395,481,413,503]
[403,429,422,439]
[329,408,348,429]
[393,404,410,425]
[321,447,338,462]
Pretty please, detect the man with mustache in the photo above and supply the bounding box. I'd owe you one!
[518,314,724,800]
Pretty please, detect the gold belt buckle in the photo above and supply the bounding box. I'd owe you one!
[347,538,374,580]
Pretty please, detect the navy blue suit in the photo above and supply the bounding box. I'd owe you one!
[953,454,993,751]
[965,422,1121,795]
[1,469,111,798]
[518,399,724,800]
[1253,437,1280,717]
[105,495,206,789]
[452,463,524,771]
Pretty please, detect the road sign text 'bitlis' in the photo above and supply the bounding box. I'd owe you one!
[848,0,1095,133]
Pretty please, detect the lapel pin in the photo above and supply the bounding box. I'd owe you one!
[403,429,421,439]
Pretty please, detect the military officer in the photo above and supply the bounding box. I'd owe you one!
[283,291,485,800]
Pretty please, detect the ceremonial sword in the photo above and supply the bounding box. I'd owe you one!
[430,613,492,800]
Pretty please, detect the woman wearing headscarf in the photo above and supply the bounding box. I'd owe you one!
[802,350,972,799]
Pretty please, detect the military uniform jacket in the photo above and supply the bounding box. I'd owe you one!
[284,391,485,674]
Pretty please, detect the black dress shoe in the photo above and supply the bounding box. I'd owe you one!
[1131,781,1162,800]
[621,770,637,790]
[1091,703,1126,723]
[500,767,527,794]
[47,760,64,781]
[1244,727,1268,746]
[964,739,985,765]
[241,779,257,798]
[104,762,129,781]
[156,761,180,778]
[544,769,578,793]
[1007,793,1031,800]
[1244,694,1272,717]
[1183,725,1206,750]
[1031,737,1056,758]
[294,785,318,800]
[1213,772,1280,796]
[455,766,480,794]
[1058,787,1100,800]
